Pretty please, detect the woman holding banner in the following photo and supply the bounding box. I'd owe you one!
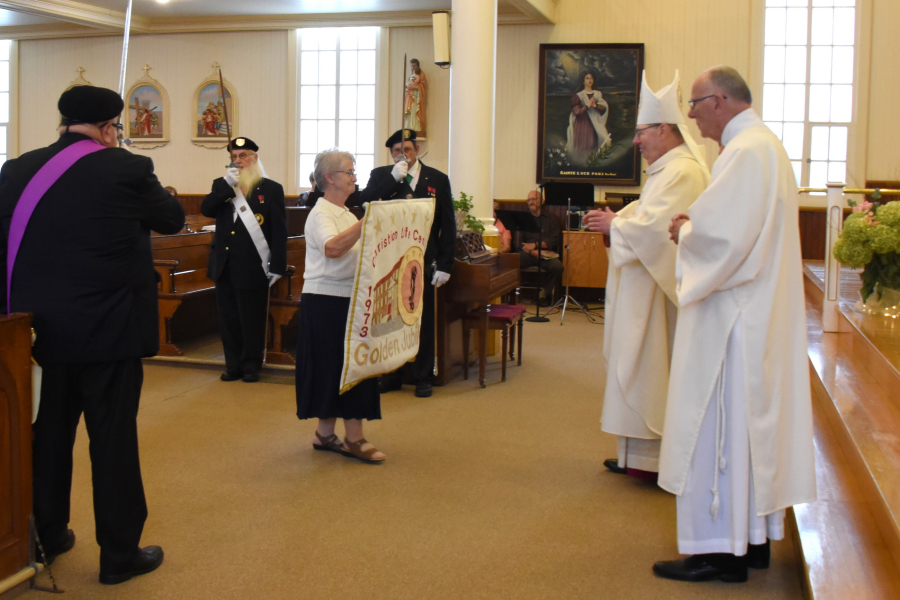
[295,149,385,464]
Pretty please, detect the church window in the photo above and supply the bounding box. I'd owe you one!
[762,0,856,189]
[299,27,377,189]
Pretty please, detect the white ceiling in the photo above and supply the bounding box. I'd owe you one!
[0,0,542,38]
[84,0,454,19]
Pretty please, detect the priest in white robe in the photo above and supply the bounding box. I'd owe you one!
[583,71,709,479]
[654,66,816,583]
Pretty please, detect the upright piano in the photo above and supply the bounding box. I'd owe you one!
[435,233,520,385]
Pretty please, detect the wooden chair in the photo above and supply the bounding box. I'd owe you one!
[462,303,526,388]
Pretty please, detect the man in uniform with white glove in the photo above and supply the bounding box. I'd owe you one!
[202,137,287,383]
[360,129,456,397]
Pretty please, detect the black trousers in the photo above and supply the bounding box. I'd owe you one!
[33,358,147,572]
[215,269,269,375]
[518,252,564,296]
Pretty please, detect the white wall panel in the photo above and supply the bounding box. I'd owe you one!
[19,31,289,194]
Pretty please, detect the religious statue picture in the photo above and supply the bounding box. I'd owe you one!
[124,65,170,148]
[403,58,427,138]
[191,64,239,149]
[537,43,644,186]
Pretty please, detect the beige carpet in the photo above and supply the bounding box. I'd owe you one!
[21,309,803,600]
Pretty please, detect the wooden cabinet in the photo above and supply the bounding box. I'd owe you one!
[562,231,609,288]
[0,314,33,585]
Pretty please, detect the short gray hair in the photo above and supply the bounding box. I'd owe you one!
[314,149,355,191]
[707,66,753,105]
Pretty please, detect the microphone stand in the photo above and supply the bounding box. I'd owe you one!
[549,197,598,325]
[525,186,549,323]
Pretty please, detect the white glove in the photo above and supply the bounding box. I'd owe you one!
[224,167,240,187]
[268,273,282,288]
[432,270,451,287]
[391,160,409,182]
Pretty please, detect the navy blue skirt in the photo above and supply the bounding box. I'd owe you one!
[295,293,381,420]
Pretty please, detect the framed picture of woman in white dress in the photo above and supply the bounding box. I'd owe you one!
[537,43,644,186]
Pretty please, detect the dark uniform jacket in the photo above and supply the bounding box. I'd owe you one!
[201,177,287,288]
[360,161,456,274]
[0,132,185,364]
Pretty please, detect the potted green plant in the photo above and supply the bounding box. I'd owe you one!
[452,191,485,235]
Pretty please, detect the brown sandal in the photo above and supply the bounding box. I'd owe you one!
[313,431,344,454]
[341,438,385,464]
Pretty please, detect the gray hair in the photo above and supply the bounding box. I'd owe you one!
[707,66,753,105]
[313,149,355,191]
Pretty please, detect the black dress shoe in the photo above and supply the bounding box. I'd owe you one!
[220,370,242,382]
[414,381,433,398]
[378,376,402,394]
[99,546,164,585]
[603,458,628,475]
[36,529,75,565]
[747,540,770,569]
[652,553,748,583]
[241,372,260,383]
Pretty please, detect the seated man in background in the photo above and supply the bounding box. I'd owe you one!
[517,189,563,306]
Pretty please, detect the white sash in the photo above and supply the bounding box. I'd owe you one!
[232,184,271,276]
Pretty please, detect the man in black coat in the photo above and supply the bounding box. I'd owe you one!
[201,137,287,382]
[0,86,184,584]
[360,129,456,397]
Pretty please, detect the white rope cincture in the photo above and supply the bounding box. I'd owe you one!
[709,357,728,520]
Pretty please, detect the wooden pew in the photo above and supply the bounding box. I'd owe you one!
[266,235,305,365]
[152,231,217,356]
[0,314,34,591]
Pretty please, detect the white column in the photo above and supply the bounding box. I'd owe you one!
[823,181,845,332]
[448,0,498,236]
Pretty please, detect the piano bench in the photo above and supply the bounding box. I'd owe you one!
[462,303,526,388]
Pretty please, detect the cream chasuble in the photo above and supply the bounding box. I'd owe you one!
[658,109,816,517]
[601,145,709,464]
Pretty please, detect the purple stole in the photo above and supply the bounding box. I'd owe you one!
[6,139,104,313]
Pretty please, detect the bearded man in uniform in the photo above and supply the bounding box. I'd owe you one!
[202,137,287,383]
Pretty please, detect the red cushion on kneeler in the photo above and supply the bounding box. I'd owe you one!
[465,304,526,324]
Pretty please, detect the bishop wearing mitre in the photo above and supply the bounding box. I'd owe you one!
[583,70,709,478]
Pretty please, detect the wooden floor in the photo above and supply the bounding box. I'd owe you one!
[799,262,900,599]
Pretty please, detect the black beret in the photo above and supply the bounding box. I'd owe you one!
[58,85,124,124]
[227,137,259,152]
[385,129,417,148]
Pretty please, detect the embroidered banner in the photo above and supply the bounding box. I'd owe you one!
[340,198,434,393]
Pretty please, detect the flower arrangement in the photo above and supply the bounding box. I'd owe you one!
[832,199,900,302]
[452,191,485,234]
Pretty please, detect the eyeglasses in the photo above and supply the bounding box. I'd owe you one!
[687,94,726,109]
[108,122,124,131]
[334,169,357,177]
[232,152,256,160]
[634,124,662,137]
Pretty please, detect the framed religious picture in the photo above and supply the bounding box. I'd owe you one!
[124,65,170,149]
[191,64,238,149]
[537,43,644,186]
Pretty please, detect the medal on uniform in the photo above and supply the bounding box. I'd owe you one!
[255,213,264,225]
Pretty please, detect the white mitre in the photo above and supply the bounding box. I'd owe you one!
[637,70,707,168]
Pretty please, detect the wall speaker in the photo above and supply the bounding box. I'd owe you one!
[432,11,450,66]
